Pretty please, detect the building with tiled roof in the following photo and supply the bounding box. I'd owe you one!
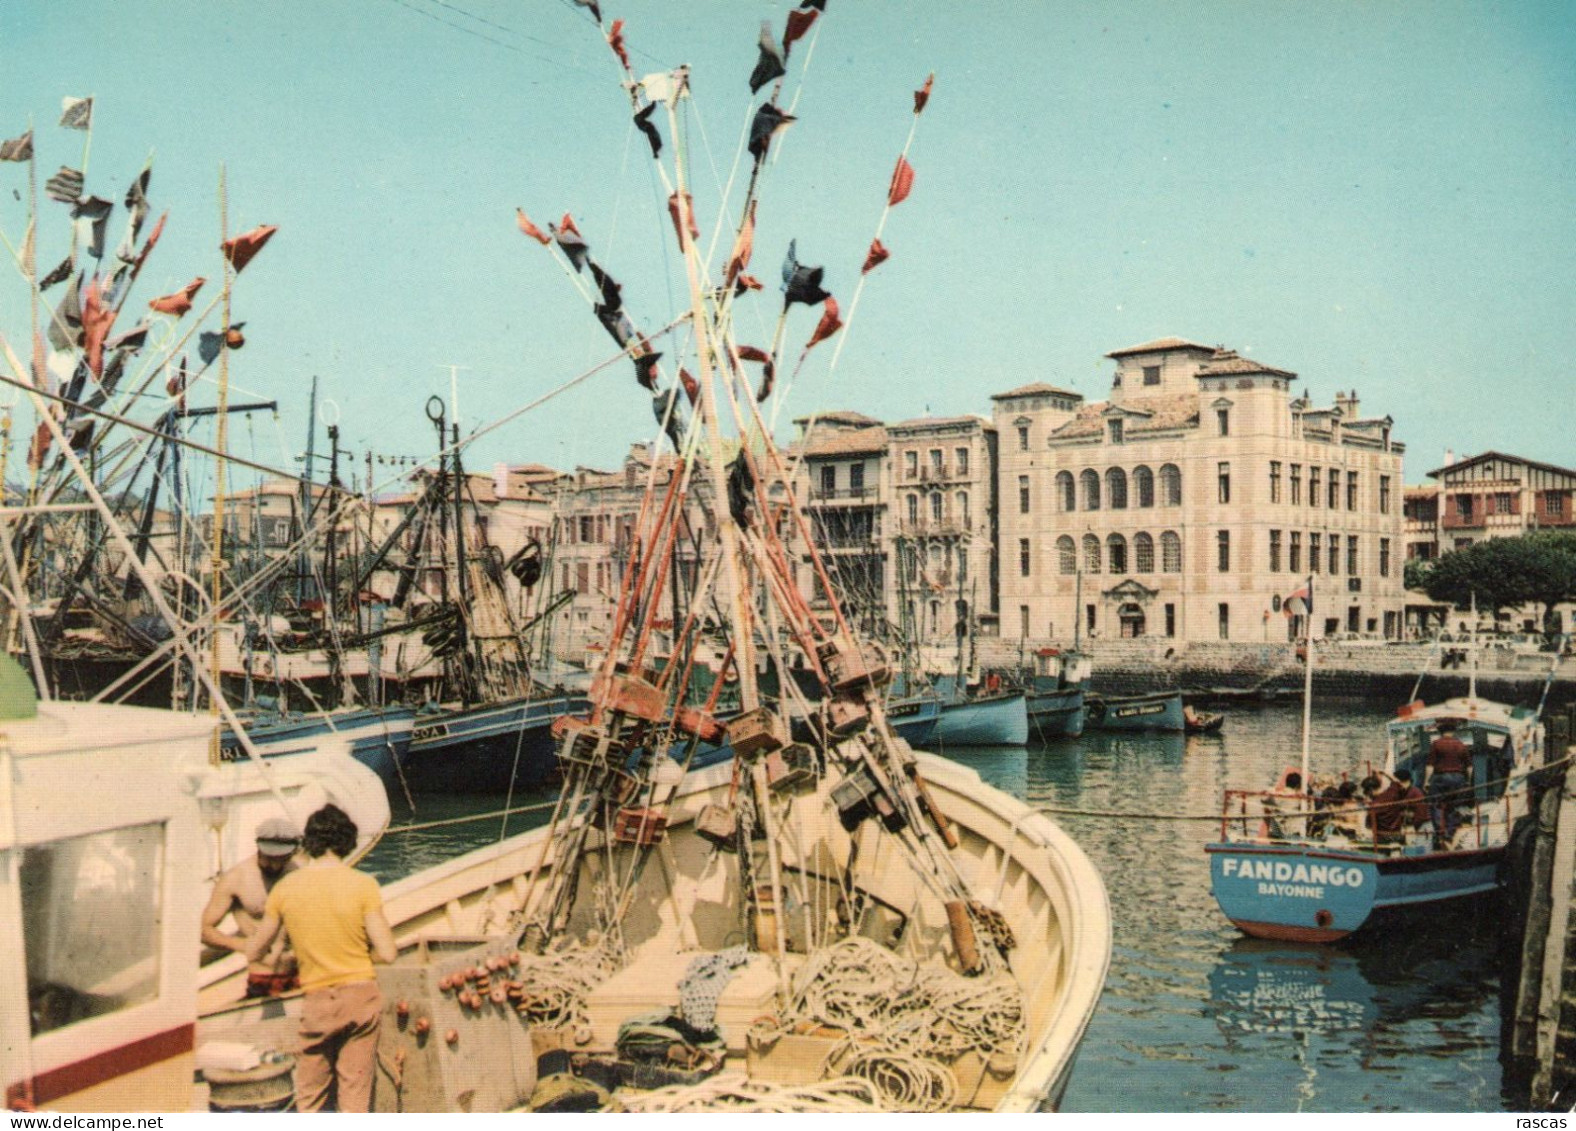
[994,339,1406,645]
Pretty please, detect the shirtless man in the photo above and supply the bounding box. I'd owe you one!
[202,817,302,998]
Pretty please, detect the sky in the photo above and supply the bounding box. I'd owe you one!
[2,0,1573,498]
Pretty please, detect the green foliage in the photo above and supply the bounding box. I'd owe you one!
[1403,558,1434,593]
[1423,533,1576,620]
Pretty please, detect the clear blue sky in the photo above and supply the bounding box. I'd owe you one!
[2,0,1573,494]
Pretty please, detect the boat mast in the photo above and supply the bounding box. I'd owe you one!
[1299,574,1315,787]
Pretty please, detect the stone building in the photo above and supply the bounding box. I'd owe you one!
[793,412,890,639]
[1426,451,1576,551]
[994,337,1406,646]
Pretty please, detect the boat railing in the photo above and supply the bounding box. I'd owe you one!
[1220,777,1520,852]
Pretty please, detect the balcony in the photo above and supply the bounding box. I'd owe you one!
[808,486,877,504]
[896,517,966,538]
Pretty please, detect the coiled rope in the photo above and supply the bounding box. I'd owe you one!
[614,1073,885,1113]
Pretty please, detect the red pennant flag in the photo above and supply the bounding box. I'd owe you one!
[81,276,117,378]
[515,209,550,245]
[735,345,776,402]
[133,211,168,274]
[887,155,915,206]
[783,8,818,55]
[914,74,934,115]
[862,239,890,274]
[733,273,763,294]
[222,224,278,273]
[148,276,206,316]
[607,20,630,70]
[666,192,699,248]
[678,367,699,405]
[28,419,52,469]
[726,201,756,285]
[558,213,580,236]
[806,297,842,350]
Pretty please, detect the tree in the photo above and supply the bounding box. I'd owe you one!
[1424,533,1576,630]
[1403,558,1434,593]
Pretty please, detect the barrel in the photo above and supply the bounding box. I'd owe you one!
[206,1055,295,1113]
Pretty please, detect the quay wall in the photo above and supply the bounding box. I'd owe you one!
[978,638,1576,712]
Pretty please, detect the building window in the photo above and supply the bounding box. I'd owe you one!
[907,494,918,524]
[1017,425,1029,451]
[1161,530,1181,573]
[1290,464,1302,505]
[1086,603,1098,634]
[929,449,943,476]
[1135,532,1155,573]
[957,491,970,527]
[1081,469,1101,510]
[904,450,918,479]
[1269,529,1282,572]
[1109,418,1124,445]
[1379,537,1391,577]
[1057,535,1077,574]
[1310,468,1321,508]
[1347,536,1359,576]
[1347,472,1359,511]
[1310,532,1322,573]
[1546,492,1567,518]
[1494,492,1514,515]
[957,543,968,582]
[1329,533,1341,575]
[1019,538,1031,577]
[1379,475,1392,514]
[1270,461,1282,503]
[904,544,918,582]
[1160,463,1182,506]
[849,462,864,493]
[1165,603,1176,637]
[1018,475,1030,514]
[1217,408,1230,437]
[1290,531,1302,573]
[1107,467,1128,509]
[1218,602,1230,640]
[1143,364,1161,386]
[1020,605,1030,637]
[1108,534,1128,574]
[1217,530,1230,572]
[955,447,969,475]
[1056,471,1076,512]
[1328,469,1341,510]
[1458,494,1475,522]
[820,465,836,496]
[1218,462,1231,504]
[1083,533,1101,573]
[1134,465,1154,508]
[930,493,943,522]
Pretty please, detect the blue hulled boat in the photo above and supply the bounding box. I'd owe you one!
[403,692,590,792]
[1206,694,1548,942]
[1025,649,1091,741]
[929,685,1029,747]
[219,704,416,795]
[1084,689,1184,732]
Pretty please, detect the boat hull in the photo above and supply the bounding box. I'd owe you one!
[886,694,941,747]
[1085,690,1184,732]
[1027,685,1084,740]
[1205,841,1503,942]
[404,695,588,793]
[929,691,1029,747]
[220,706,415,795]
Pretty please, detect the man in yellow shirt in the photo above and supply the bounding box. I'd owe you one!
[246,804,397,1112]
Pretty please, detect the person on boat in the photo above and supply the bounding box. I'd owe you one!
[1361,773,1418,845]
[245,804,397,1113]
[201,817,302,998]
[1395,768,1430,831]
[1425,720,1473,845]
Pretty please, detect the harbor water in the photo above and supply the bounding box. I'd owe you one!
[363,700,1514,1113]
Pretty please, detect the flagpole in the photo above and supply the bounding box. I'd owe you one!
[1299,574,1315,787]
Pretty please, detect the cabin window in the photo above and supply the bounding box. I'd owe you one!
[23,822,165,1036]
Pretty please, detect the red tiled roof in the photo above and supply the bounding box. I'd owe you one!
[990,382,1083,401]
[1104,337,1217,359]
[1195,349,1297,379]
[1051,393,1199,439]
[801,425,888,457]
[887,414,993,432]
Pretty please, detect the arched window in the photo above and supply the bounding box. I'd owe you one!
[1160,463,1182,507]
[1057,535,1077,575]
[1135,532,1155,573]
[930,492,942,522]
[1081,469,1101,510]
[956,491,970,527]
[1161,530,1182,573]
[1106,467,1128,509]
[1082,533,1101,573]
[1134,465,1154,508]
[1056,470,1076,512]
[1107,533,1128,574]
[907,494,918,524]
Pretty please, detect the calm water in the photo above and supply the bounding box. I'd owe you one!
[363,701,1514,1113]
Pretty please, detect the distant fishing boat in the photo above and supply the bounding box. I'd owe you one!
[219,703,416,797]
[404,691,590,792]
[1083,689,1185,732]
[1025,648,1089,741]
[930,685,1030,747]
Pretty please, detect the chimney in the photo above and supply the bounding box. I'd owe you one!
[1333,389,1360,419]
[494,462,509,500]
[1444,448,1455,467]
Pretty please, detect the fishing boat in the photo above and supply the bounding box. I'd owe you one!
[405,692,588,792]
[1184,708,1225,735]
[1205,584,1553,942]
[219,703,416,798]
[1083,689,1185,732]
[929,678,1030,747]
[1025,648,1088,741]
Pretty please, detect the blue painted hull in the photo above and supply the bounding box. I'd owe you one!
[220,706,416,794]
[404,694,589,793]
[1027,684,1085,740]
[1085,690,1184,732]
[928,691,1028,747]
[886,695,941,747]
[1205,840,1503,942]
